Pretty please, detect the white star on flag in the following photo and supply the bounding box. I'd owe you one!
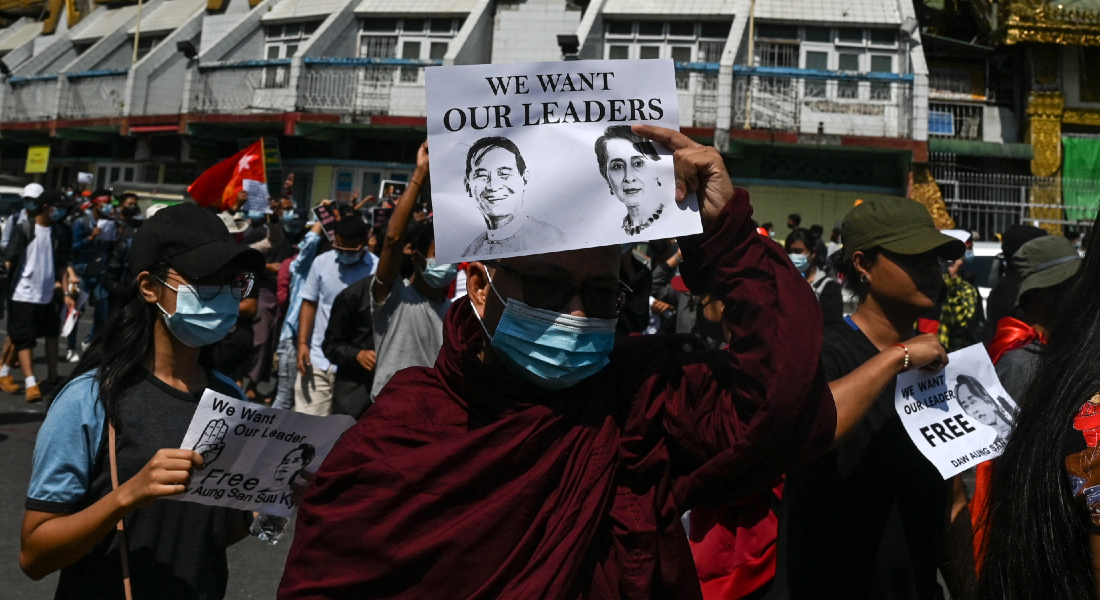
[237,153,255,172]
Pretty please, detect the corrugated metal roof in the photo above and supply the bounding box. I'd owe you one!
[128,0,206,35]
[355,0,478,14]
[602,0,738,16]
[73,5,140,42]
[754,0,901,25]
[261,0,346,23]
[0,21,42,52]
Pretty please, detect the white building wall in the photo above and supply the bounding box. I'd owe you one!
[491,0,582,64]
[200,0,255,51]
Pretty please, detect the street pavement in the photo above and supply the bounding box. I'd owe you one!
[0,313,292,599]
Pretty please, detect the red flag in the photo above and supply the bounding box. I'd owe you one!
[188,140,266,211]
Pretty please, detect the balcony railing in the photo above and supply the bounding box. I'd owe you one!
[297,57,439,118]
[6,75,58,122]
[730,67,914,139]
[195,59,297,114]
[928,102,983,140]
[675,62,718,128]
[63,69,129,119]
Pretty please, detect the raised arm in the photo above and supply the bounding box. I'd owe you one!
[634,125,836,508]
[372,141,429,305]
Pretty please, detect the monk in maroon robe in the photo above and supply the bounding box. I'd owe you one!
[278,126,837,600]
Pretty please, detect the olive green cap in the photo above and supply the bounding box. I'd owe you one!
[841,198,965,260]
[1014,235,1081,304]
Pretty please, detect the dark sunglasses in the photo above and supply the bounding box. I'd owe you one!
[158,271,255,301]
[484,261,630,318]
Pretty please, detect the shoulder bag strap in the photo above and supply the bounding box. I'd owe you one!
[108,423,134,600]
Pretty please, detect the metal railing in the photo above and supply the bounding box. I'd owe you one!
[195,60,296,114]
[931,158,1100,239]
[63,70,128,119]
[928,102,983,140]
[674,62,718,128]
[297,57,438,118]
[5,76,58,122]
[730,67,914,138]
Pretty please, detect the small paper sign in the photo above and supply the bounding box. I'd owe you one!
[171,389,355,517]
[243,179,272,214]
[312,204,337,241]
[894,344,1018,479]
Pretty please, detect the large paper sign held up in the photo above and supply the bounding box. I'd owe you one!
[425,59,698,263]
[170,390,355,518]
[894,344,1018,479]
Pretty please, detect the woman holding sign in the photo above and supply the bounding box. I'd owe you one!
[19,203,264,600]
[778,198,961,600]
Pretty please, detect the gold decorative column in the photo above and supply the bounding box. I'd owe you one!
[910,166,956,230]
[1026,91,1064,233]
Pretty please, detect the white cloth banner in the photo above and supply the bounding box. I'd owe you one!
[894,344,1019,479]
[425,59,698,263]
[170,390,355,518]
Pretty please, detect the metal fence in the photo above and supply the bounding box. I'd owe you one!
[928,101,982,140]
[63,72,128,119]
[730,70,914,138]
[195,61,295,114]
[298,64,400,116]
[674,65,718,128]
[6,77,58,122]
[931,158,1100,239]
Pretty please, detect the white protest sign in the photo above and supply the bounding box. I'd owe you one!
[894,344,1018,478]
[425,59,696,263]
[243,179,272,214]
[171,390,355,518]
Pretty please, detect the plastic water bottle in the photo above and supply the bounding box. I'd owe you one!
[250,513,289,545]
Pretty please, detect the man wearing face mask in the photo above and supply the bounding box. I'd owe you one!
[295,215,378,416]
[102,193,143,320]
[368,142,453,402]
[278,126,838,600]
[2,190,75,401]
[70,190,118,350]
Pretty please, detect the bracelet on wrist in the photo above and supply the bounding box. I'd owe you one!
[890,342,910,372]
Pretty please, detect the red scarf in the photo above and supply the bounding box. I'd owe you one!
[987,317,1047,365]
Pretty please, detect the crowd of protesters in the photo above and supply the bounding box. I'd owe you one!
[9,125,1100,600]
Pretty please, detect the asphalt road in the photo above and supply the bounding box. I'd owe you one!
[0,312,292,600]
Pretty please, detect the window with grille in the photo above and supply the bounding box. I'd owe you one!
[263,21,321,88]
[359,18,461,85]
[603,20,728,63]
[132,36,163,61]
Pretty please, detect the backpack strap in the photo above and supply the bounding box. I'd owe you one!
[108,423,134,600]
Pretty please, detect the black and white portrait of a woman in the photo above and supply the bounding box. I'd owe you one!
[593,125,665,236]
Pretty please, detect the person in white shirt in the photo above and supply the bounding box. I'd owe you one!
[295,216,378,416]
[1,190,76,401]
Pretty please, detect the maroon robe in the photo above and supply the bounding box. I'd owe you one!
[278,190,836,600]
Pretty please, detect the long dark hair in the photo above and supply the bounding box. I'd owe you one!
[978,215,1100,599]
[54,263,169,431]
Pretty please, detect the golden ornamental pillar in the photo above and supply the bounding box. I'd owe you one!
[1026,91,1064,234]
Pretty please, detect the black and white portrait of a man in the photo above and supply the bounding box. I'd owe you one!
[461,136,566,258]
[594,125,665,236]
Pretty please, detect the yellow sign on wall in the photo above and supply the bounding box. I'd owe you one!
[25,146,49,174]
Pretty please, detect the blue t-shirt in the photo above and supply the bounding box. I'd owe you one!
[299,249,378,372]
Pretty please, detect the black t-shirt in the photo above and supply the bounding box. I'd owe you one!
[776,319,947,600]
[49,370,247,600]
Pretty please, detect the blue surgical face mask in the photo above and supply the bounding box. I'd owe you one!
[335,249,363,265]
[474,270,617,390]
[49,207,67,221]
[156,279,239,347]
[789,252,810,274]
[964,249,975,263]
[100,204,114,216]
[23,199,37,212]
[418,256,457,289]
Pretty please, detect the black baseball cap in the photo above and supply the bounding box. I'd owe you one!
[842,198,965,261]
[130,202,264,279]
[35,189,73,208]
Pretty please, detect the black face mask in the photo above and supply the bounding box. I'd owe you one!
[121,206,141,220]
